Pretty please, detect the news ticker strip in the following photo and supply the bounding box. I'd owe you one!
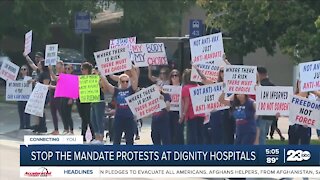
[20,145,320,166]
[20,166,320,178]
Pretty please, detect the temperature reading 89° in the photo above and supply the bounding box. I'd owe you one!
[266,157,279,164]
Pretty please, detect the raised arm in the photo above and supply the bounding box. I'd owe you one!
[130,66,139,91]
[48,65,58,81]
[109,75,120,82]
[192,64,214,85]
[312,91,320,98]
[219,92,231,106]
[100,74,115,95]
[223,53,231,65]
[148,66,157,83]
[23,53,38,71]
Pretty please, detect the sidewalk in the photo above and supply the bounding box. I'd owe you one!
[0,102,319,143]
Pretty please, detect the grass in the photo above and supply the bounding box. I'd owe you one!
[267,139,320,145]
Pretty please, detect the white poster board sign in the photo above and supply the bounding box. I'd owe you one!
[6,80,32,101]
[130,43,168,67]
[25,83,48,117]
[125,85,166,119]
[190,32,224,64]
[24,30,32,55]
[256,86,293,116]
[224,65,257,95]
[190,82,229,114]
[0,60,19,81]
[94,47,132,76]
[299,60,320,92]
[162,85,182,111]
[191,61,226,83]
[45,44,58,66]
[289,95,320,129]
[109,37,136,49]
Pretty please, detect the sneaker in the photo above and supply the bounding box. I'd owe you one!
[67,131,74,135]
[90,140,103,145]
[270,136,274,140]
[50,130,59,135]
[280,137,285,141]
[135,135,140,140]
[62,130,69,135]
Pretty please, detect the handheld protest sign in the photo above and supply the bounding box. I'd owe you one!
[130,44,148,67]
[125,85,166,119]
[144,43,167,66]
[190,32,224,64]
[299,60,320,92]
[190,82,229,114]
[162,85,182,111]
[54,73,79,99]
[289,95,320,129]
[130,43,168,67]
[256,86,293,116]
[45,44,58,66]
[94,47,132,76]
[24,30,32,55]
[6,80,32,101]
[0,60,19,81]
[25,83,49,117]
[79,75,100,103]
[191,61,226,83]
[224,65,257,95]
[109,37,136,49]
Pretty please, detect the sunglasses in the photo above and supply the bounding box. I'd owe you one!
[171,74,178,77]
[220,70,224,73]
[121,80,129,83]
[21,68,27,71]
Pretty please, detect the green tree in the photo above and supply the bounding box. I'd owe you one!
[0,0,101,42]
[115,0,194,42]
[197,0,320,64]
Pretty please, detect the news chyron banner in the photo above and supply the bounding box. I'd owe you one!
[20,145,320,178]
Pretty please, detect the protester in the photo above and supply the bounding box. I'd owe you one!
[269,117,285,141]
[257,67,278,145]
[27,60,50,133]
[58,64,75,135]
[17,65,31,129]
[47,60,65,135]
[148,65,170,86]
[219,92,257,145]
[168,69,184,144]
[88,67,108,144]
[100,67,139,145]
[109,67,141,141]
[23,51,44,72]
[288,80,313,145]
[180,69,204,145]
[193,57,235,145]
[151,86,171,145]
[23,52,44,130]
[76,62,95,142]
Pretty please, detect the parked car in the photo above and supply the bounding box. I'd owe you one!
[57,48,85,75]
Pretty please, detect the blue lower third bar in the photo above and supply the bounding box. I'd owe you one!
[20,145,320,166]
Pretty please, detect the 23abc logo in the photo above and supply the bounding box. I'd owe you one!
[286,150,311,162]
